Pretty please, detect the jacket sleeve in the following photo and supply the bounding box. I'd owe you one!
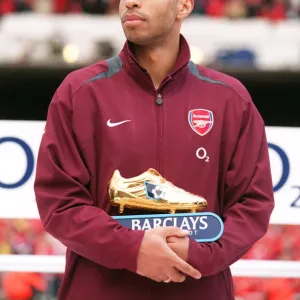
[188,95,275,277]
[34,83,144,273]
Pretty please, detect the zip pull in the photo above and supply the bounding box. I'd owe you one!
[156,94,163,106]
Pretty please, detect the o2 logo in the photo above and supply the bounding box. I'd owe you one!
[0,137,34,189]
[268,143,299,208]
[196,147,209,162]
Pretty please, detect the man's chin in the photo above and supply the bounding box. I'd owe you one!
[125,35,153,46]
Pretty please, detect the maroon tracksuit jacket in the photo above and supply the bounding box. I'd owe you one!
[34,36,274,300]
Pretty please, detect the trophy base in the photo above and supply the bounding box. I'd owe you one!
[113,212,224,242]
[111,197,207,214]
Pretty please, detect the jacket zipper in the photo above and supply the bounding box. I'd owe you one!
[130,62,165,175]
[156,94,164,174]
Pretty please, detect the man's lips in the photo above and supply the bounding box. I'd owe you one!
[123,14,146,23]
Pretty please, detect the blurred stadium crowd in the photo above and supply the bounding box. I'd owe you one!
[0,220,64,300]
[0,220,299,299]
[0,0,299,20]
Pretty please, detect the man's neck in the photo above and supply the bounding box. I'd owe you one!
[132,34,180,89]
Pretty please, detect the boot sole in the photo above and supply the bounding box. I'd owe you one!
[111,197,207,214]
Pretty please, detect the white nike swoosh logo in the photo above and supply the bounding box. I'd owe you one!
[107,119,131,127]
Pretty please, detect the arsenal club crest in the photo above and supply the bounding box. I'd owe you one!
[188,109,214,136]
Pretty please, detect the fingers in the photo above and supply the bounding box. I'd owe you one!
[155,226,189,238]
[173,256,201,280]
[164,267,186,283]
[174,229,190,238]
[161,275,171,283]
[153,276,164,283]
[139,227,200,284]
[164,245,201,280]
[166,236,180,243]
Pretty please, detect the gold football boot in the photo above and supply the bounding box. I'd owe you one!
[108,168,207,214]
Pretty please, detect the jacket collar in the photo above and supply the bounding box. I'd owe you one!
[120,34,191,92]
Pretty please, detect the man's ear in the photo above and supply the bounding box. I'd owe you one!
[176,0,194,21]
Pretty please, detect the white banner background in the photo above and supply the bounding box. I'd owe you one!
[0,121,299,224]
[1,15,300,70]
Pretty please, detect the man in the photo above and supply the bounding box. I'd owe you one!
[34,0,275,298]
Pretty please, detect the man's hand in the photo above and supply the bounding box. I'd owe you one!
[136,227,201,283]
[167,235,190,261]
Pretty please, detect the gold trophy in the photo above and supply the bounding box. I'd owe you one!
[108,168,207,214]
